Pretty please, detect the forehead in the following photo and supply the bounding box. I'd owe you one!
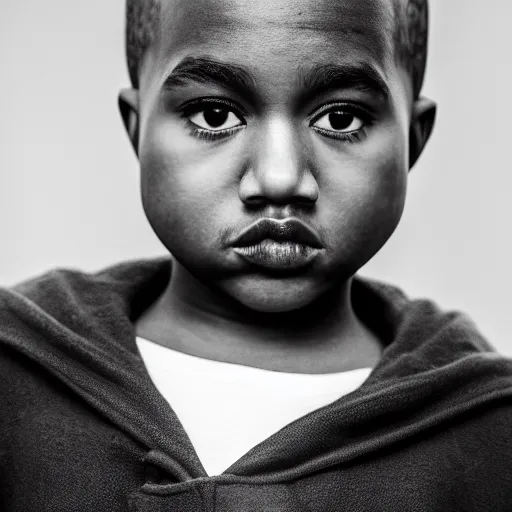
[147,0,397,90]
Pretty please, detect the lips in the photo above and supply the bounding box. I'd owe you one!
[229,218,323,270]
[230,218,323,249]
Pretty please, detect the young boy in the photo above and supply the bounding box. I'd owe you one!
[1,0,511,510]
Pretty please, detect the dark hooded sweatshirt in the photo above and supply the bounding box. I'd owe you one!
[0,258,511,511]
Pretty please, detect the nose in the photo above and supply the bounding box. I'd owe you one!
[238,116,318,206]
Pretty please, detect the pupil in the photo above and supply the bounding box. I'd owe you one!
[329,112,353,130]
[204,108,229,128]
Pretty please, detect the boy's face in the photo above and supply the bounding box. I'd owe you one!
[121,0,435,313]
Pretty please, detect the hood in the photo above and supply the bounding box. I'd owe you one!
[1,257,511,483]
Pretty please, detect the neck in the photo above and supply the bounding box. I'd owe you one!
[136,259,382,373]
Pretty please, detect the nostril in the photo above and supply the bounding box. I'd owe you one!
[243,196,316,210]
[295,197,317,208]
[244,195,267,208]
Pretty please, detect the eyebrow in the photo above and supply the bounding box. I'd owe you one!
[162,57,389,101]
[162,57,257,98]
[298,62,389,100]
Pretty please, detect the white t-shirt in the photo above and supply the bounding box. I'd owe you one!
[136,336,372,476]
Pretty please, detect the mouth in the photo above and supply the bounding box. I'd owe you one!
[230,218,323,270]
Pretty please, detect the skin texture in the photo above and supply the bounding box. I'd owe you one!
[119,0,436,373]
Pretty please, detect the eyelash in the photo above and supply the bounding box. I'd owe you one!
[309,103,374,143]
[179,98,373,143]
[180,98,246,141]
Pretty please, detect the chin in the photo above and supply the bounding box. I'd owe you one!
[225,276,324,314]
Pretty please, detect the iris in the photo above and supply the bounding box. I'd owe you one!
[203,108,229,128]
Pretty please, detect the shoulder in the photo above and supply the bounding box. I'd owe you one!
[0,265,109,332]
[0,257,171,320]
[0,258,170,359]
[447,397,512,487]
[354,275,499,353]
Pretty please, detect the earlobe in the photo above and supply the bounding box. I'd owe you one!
[118,88,140,157]
[409,96,437,170]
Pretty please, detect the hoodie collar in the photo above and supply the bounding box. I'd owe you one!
[4,257,512,482]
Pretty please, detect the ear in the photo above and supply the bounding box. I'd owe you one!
[118,88,140,157]
[409,96,437,170]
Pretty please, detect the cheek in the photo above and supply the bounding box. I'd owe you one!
[318,126,408,260]
[138,119,243,255]
[360,134,408,223]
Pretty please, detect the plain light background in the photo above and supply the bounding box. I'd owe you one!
[1,1,511,355]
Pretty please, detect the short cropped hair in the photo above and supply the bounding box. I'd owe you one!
[125,0,429,98]
[393,0,429,98]
[125,0,161,89]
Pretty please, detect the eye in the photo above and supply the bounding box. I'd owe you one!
[312,110,364,134]
[189,106,244,131]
